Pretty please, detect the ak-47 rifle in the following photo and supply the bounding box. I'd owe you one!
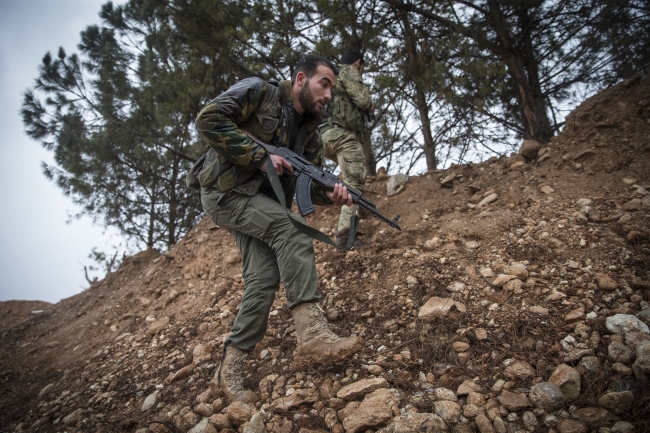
[242,131,400,231]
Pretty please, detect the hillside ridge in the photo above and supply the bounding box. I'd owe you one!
[1,73,649,433]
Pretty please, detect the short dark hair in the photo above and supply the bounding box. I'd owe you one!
[292,55,338,83]
[341,49,365,65]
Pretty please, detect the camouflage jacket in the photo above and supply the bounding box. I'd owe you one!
[195,78,331,206]
[321,64,372,135]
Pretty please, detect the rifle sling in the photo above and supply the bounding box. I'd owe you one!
[264,157,359,251]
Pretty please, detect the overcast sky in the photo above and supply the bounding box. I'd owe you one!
[0,0,125,304]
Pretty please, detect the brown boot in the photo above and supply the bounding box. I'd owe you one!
[217,345,255,403]
[292,303,361,363]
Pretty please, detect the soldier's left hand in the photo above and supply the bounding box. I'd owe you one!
[326,183,353,206]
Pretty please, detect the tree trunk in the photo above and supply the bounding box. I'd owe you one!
[415,86,437,169]
[400,10,438,170]
[167,157,179,247]
[392,0,555,145]
[488,0,553,143]
[147,195,155,249]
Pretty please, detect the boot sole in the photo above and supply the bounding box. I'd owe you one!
[291,340,362,369]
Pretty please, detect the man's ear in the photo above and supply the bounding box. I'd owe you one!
[295,71,307,87]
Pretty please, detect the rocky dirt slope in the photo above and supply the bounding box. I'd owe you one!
[1,73,649,433]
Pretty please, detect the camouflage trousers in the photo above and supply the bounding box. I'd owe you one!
[322,127,367,231]
[201,188,321,352]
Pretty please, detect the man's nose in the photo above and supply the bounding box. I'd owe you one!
[324,89,331,102]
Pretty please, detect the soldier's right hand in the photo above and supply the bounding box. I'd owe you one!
[261,155,294,176]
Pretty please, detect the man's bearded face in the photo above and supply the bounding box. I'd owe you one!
[298,79,320,116]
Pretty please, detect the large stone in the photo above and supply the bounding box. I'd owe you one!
[271,388,319,410]
[321,408,337,429]
[377,413,448,433]
[170,364,195,383]
[195,402,214,417]
[504,263,528,280]
[447,282,466,293]
[503,278,523,293]
[557,419,587,433]
[562,348,595,363]
[62,408,83,426]
[181,412,200,431]
[243,413,267,433]
[452,341,470,352]
[451,424,473,433]
[491,274,516,287]
[387,173,409,196]
[141,392,158,411]
[565,308,585,324]
[434,387,458,402]
[342,388,401,433]
[337,378,388,401]
[572,407,619,428]
[608,377,644,400]
[598,391,635,415]
[149,423,170,433]
[596,274,618,291]
[148,316,170,335]
[492,417,506,433]
[579,356,602,376]
[188,418,217,433]
[549,364,581,402]
[37,383,54,400]
[466,392,485,407]
[456,380,483,396]
[608,341,635,364]
[611,421,635,433]
[338,401,361,421]
[474,414,495,433]
[433,401,462,425]
[637,308,650,326]
[621,199,641,212]
[441,173,457,186]
[522,412,537,428]
[418,297,466,320]
[529,306,549,316]
[225,401,255,425]
[208,414,231,430]
[496,390,532,411]
[477,193,498,208]
[462,403,483,419]
[504,361,535,380]
[519,140,542,159]
[529,382,567,411]
[605,314,650,335]
[626,331,650,347]
[633,340,650,373]
[193,344,213,363]
[611,362,633,376]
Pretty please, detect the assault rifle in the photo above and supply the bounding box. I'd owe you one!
[243,131,401,231]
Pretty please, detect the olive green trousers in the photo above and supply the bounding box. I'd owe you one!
[322,127,367,231]
[201,188,321,352]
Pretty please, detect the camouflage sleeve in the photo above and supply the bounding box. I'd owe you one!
[195,77,268,169]
[304,131,334,206]
[339,65,372,110]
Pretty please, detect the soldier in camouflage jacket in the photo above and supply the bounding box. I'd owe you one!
[320,49,374,245]
[195,56,361,404]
